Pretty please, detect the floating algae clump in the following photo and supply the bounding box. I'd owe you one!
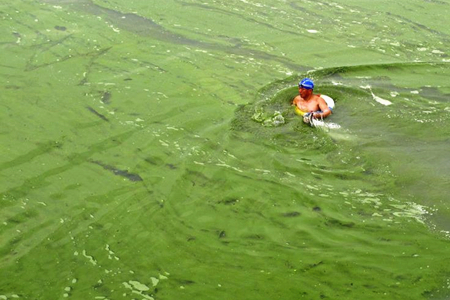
[252,109,286,127]
[249,83,299,127]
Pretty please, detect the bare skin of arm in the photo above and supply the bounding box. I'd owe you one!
[312,96,331,119]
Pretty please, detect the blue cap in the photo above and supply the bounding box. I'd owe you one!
[299,78,314,90]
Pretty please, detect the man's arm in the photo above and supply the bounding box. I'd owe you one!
[313,97,331,119]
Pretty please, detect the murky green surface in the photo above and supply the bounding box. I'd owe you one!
[1,0,450,299]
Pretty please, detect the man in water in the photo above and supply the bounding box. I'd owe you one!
[292,78,332,119]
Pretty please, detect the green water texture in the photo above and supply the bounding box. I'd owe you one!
[1,0,450,299]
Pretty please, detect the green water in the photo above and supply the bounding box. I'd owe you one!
[1,0,450,299]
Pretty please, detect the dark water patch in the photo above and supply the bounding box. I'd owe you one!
[419,86,450,102]
[218,198,239,205]
[0,140,61,172]
[0,235,22,258]
[289,2,326,19]
[301,260,324,272]
[177,279,195,285]
[63,183,81,190]
[5,85,21,90]
[49,192,66,200]
[100,91,112,104]
[325,218,355,228]
[86,106,109,122]
[166,163,177,170]
[143,155,165,166]
[424,0,448,4]
[89,160,143,182]
[54,25,67,31]
[0,63,17,69]
[180,169,211,188]
[5,209,39,226]
[68,120,105,129]
[282,211,301,217]
[245,234,264,240]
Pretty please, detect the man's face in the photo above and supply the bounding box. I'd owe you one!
[299,86,312,99]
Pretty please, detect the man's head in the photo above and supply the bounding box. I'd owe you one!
[298,78,314,98]
[299,78,314,90]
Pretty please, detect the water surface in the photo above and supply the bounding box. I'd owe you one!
[1,0,450,299]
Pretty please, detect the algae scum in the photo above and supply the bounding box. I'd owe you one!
[1,0,450,299]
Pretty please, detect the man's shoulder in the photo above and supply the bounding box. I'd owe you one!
[293,95,303,102]
[314,94,326,101]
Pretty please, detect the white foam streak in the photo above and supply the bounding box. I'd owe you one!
[361,85,393,106]
[310,119,341,129]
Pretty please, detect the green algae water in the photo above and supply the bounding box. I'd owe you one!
[1,0,450,299]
